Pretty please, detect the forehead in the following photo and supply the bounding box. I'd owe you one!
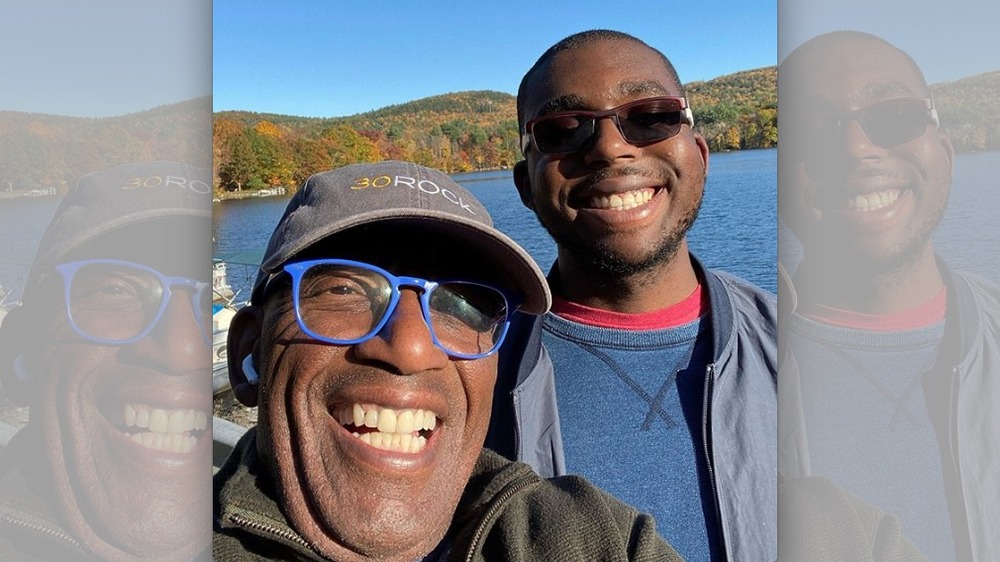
[524,40,679,113]
[287,224,505,284]
[784,39,927,108]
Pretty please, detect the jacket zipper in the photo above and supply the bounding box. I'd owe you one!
[947,366,961,476]
[463,474,539,562]
[702,363,727,559]
[0,514,80,549]
[228,512,317,554]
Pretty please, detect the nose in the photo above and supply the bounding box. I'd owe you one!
[125,289,211,376]
[837,116,882,162]
[583,114,641,166]
[352,290,450,375]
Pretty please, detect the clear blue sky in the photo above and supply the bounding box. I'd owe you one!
[779,0,1000,83]
[0,0,211,118]
[3,1,996,119]
[213,0,778,118]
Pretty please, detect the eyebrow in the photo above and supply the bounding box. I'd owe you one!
[535,94,589,116]
[618,80,671,98]
[861,81,920,99]
[533,81,673,118]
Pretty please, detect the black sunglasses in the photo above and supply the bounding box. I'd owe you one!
[797,97,939,149]
[521,96,694,155]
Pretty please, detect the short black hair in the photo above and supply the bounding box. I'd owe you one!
[780,30,929,96]
[516,29,684,131]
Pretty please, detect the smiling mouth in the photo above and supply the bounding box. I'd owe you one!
[586,187,656,211]
[842,189,902,212]
[333,404,438,454]
[120,404,209,453]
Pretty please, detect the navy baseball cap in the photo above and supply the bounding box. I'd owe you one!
[24,161,212,295]
[251,161,551,315]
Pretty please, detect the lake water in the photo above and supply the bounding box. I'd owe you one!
[211,148,780,298]
[6,148,1000,305]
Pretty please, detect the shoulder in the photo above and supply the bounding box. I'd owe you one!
[466,459,681,561]
[705,268,778,343]
[952,270,1000,308]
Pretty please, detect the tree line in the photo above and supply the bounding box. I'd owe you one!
[213,68,782,194]
[3,68,997,197]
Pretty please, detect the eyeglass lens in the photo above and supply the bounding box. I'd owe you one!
[295,263,509,357]
[529,98,687,154]
[66,261,210,344]
[797,98,935,150]
[856,98,935,147]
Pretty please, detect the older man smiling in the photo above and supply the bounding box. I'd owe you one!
[212,160,681,562]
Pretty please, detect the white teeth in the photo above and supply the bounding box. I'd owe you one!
[397,410,414,434]
[376,409,397,433]
[845,189,900,211]
[123,404,208,454]
[131,431,198,453]
[591,188,655,211]
[339,404,438,454]
[364,408,378,428]
[136,408,149,428]
[149,409,168,433]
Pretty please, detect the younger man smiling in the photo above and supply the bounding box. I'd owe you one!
[213,161,681,561]
[488,30,778,561]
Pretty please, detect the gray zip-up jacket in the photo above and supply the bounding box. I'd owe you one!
[213,428,681,561]
[487,258,778,561]
[779,261,1000,560]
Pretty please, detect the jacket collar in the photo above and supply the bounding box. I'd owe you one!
[214,428,535,560]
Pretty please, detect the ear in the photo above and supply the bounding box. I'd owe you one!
[693,131,710,177]
[227,305,263,407]
[0,306,37,405]
[512,160,535,209]
[939,131,955,174]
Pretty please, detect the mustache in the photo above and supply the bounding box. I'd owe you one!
[576,164,672,192]
[842,166,911,185]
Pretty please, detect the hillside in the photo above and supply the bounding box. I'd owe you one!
[2,66,997,197]
[931,71,1000,152]
[0,97,212,194]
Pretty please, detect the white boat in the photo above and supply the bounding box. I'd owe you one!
[210,253,262,397]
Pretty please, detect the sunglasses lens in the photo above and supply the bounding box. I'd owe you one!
[619,99,685,143]
[531,114,595,153]
[528,97,688,154]
[862,99,933,148]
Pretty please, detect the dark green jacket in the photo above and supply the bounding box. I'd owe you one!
[0,426,92,561]
[0,426,212,561]
[214,428,681,561]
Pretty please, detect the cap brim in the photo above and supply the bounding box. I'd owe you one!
[258,208,551,315]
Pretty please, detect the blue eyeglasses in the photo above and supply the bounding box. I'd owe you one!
[55,259,211,345]
[283,259,516,359]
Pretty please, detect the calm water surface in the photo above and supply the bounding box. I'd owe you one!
[6,149,998,304]
[212,148,779,296]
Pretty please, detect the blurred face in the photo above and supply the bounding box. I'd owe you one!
[780,37,954,272]
[252,239,499,562]
[517,39,709,275]
[29,224,212,561]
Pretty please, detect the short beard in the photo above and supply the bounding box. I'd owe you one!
[543,198,701,278]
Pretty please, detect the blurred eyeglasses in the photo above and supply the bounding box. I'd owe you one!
[521,96,694,155]
[55,259,211,345]
[283,259,515,360]
[797,97,939,149]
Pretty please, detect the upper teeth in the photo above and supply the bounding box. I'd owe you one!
[591,188,655,211]
[845,189,900,211]
[334,404,438,454]
[124,404,208,453]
